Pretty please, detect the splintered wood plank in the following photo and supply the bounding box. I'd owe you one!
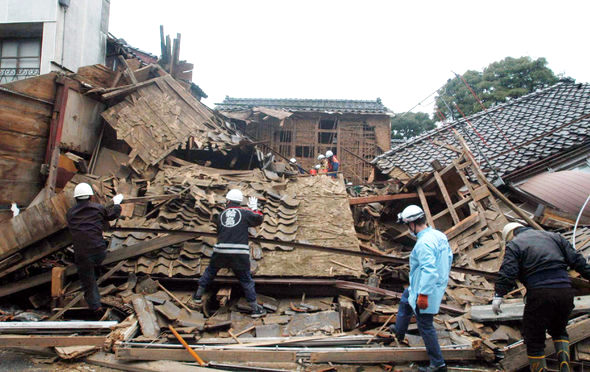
[87,351,220,372]
[444,213,480,240]
[115,347,297,363]
[417,186,434,227]
[0,335,105,347]
[310,347,477,363]
[131,294,160,339]
[348,192,435,205]
[433,171,460,224]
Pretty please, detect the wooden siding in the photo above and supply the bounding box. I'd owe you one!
[0,73,57,206]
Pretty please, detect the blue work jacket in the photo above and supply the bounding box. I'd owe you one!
[408,227,453,314]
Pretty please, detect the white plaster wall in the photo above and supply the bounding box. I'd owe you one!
[1,0,110,74]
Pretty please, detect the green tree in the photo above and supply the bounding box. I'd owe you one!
[391,112,435,139]
[435,57,559,119]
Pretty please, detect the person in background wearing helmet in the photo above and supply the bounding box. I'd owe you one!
[289,158,306,174]
[389,205,452,372]
[66,183,123,313]
[309,164,319,175]
[188,189,266,317]
[325,150,339,178]
[493,223,590,372]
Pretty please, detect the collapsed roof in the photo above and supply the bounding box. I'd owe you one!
[372,81,590,182]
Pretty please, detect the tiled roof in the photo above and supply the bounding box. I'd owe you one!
[216,97,391,114]
[372,81,590,181]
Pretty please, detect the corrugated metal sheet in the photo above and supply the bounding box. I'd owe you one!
[517,170,590,218]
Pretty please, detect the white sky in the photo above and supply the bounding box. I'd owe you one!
[109,0,590,116]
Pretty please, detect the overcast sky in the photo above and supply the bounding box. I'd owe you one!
[109,0,590,116]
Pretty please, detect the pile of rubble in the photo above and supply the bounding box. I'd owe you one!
[1,47,590,372]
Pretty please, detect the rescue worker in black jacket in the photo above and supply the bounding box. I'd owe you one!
[188,189,266,317]
[493,223,590,372]
[66,183,123,312]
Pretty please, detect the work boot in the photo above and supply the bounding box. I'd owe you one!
[186,296,203,310]
[554,338,571,372]
[527,355,547,372]
[417,364,447,372]
[249,302,267,318]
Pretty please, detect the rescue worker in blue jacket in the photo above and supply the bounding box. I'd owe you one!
[188,189,266,317]
[493,223,590,372]
[66,183,123,312]
[389,205,452,372]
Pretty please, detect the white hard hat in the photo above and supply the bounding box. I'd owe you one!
[318,154,325,160]
[74,183,94,199]
[226,189,243,203]
[315,164,321,169]
[397,205,425,224]
[502,222,524,242]
[325,150,334,158]
[290,158,297,163]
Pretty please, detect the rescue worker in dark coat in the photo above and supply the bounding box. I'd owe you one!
[188,189,266,317]
[66,183,123,312]
[493,223,590,372]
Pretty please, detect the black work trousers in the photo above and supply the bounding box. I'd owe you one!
[198,253,257,303]
[522,287,575,356]
[75,250,106,310]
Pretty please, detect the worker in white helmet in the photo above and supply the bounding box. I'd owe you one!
[289,157,305,174]
[493,223,590,372]
[188,189,266,317]
[325,150,339,178]
[389,205,452,372]
[66,183,123,313]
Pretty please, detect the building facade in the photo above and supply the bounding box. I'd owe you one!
[0,0,109,83]
[217,98,392,184]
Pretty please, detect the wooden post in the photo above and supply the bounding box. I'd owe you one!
[51,267,66,298]
[433,171,460,224]
[417,186,435,227]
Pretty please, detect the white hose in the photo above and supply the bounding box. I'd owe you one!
[573,193,590,250]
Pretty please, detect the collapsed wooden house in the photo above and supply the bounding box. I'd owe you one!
[216,97,393,184]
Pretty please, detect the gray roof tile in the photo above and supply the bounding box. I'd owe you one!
[216,97,391,114]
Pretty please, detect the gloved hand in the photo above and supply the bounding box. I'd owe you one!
[247,196,258,211]
[417,294,429,310]
[492,296,503,315]
[113,194,124,205]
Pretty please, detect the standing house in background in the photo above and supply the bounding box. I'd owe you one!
[0,0,109,82]
[216,97,392,184]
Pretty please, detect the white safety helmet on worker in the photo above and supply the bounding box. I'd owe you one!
[290,158,297,164]
[317,154,325,160]
[226,189,244,203]
[502,222,524,242]
[74,183,94,199]
[398,205,425,224]
[314,164,321,169]
[325,150,334,158]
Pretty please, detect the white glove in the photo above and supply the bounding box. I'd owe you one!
[247,196,258,211]
[10,202,19,217]
[492,296,503,315]
[113,194,124,205]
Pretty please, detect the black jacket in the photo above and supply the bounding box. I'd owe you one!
[213,202,263,255]
[66,200,122,255]
[495,228,590,296]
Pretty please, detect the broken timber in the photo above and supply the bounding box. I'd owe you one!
[0,335,106,347]
[348,192,436,205]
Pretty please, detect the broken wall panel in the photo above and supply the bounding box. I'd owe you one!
[60,89,105,154]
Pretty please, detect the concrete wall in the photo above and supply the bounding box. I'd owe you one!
[0,0,109,74]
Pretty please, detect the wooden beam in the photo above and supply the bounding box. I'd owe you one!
[118,56,138,84]
[0,335,105,347]
[310,347,477,363]
[51,266,66,297]
[115,347,297,363]
[49,260,126,320]
[444,213,480,240]
[87,352,220,372]
[348,192,435,206]
[433,170,460,224]
[501,317,590,371]
[417,186,435,227]
[0,321,116,332]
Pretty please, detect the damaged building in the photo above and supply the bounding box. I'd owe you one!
[0,20,589,372]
